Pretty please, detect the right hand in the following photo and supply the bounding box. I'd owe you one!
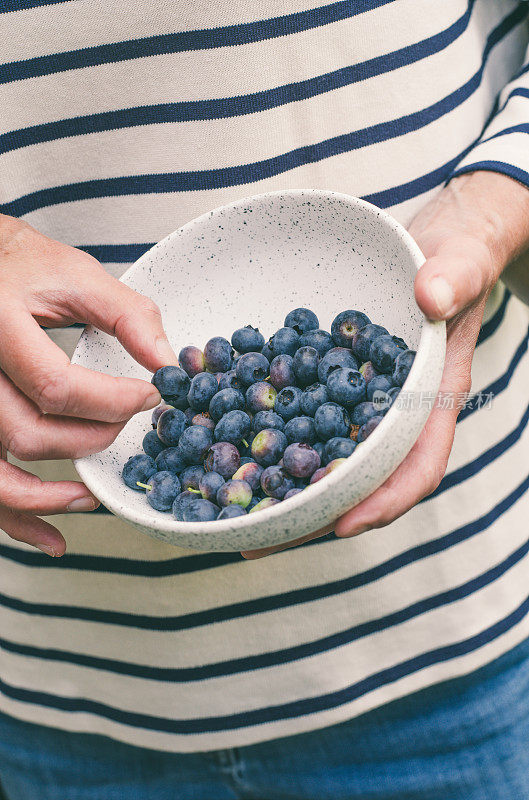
[0,214,178,556]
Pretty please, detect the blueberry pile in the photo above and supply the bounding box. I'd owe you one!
[122,309,415,522]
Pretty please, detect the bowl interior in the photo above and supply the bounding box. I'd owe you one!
[72,190,427,545]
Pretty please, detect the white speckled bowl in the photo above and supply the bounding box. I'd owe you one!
[72,190,445,552]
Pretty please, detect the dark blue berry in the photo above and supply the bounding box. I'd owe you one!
[217,369,240,391]
[209,388,245,421]
[183,498,220,522]
[351,401,380,427]
[198,471,225,502]
[326,368,366,408]
[392,349,416,386]
[151,366,190,409]
[292,346,319,387]
[284,416,317,444]
[214,410,251,445]
[122,454,156,491]
[204,336,233,372]
[366,373,394,402]
[284,307,319,335]
[180,465,206,491]
[331,310,370,347]
[217,505,247,519]
[236,352,270,386]
[172,490,199,520]
[299,383,329,416]
[156,408,187,446]
[187,372,219,411]
[155,447,187,474]
[231,326,265,353]
[142,470,181,511]
[142,429,166,459]
[274,386,302,421]
[369,335,406,374]
[357,416,384,442]
[268,327,300,357]
[318,348,359,383]
[252,410,285,433]
[322,437,356,465]
[151,402,173,429]
[260,466,296,499]
[314,402,350,440]
[298,329,334,357]
[178,425,213,464]
[351,324,388,362]
[251,429,288,467]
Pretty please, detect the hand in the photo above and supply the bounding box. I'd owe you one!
[243,170,529,559]
[0,215,178,556]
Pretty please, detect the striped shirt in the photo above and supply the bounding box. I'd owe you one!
[0,0,528,752]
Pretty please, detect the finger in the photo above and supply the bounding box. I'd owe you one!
[0,506,66,556]
[414,236,495,321]
[0,369,126,460]
[0,459,99,515]
[241,524,334,559]
[68,267,179,372]
[0,306,161,422]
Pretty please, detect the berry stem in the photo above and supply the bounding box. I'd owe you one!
[187,488,201,494]
[136,481,152,490]
[241,439,249,448]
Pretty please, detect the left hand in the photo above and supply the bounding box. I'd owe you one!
[242,170,529,559]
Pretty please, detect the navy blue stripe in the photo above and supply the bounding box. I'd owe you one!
[77,243,152,263]
[0,470,527,631]
[450,161,529,191]
[1,528,527,683]
[0,3,473,154]
[0,0,72,10]
[458,327,529,422]
[479,122,529,145]
[428,400,529,502]
[476,288,511,345]
[0,0,394,85]
[0,590,527,733]
[1,5,525,218]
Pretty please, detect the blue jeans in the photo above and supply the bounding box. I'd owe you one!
[1,637,529,800]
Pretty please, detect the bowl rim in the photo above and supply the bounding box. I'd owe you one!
[73,188,445,536]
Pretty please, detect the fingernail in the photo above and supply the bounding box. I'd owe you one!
[156,337,179,366]
[67,496,98,512]
[36,543,61,557]
[428,277,455,317]
[141,390,161,412]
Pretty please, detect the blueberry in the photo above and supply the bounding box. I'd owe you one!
[267,327,300,357]
[351,324,389,362]
[392,349,416,386]
[239,456,255,465]
[251,429,288,467]
[248,497,281,514]
[191,413,216,431]
[217,480,253,508]
[269,354,295,390]
[357,416,384,442]
[283,442,321,478]
[203,336,234,373]
[245,381,277,413]
[381,386,401,413]
[351,401,380,427]
[260,466,296,499]
[180,464,206,491]
[284,487,303,500]
[236,352,270,387]
[331,310,371,347]
[178,346,206,378]
[155,447,187,475]
[326,368,366,408]
[359,361,378,384]
[204,442,241,478]
[178,425,213,464]
[184,407,196,425]
[284,307,319,335]
[252,410,285,434]
[172,490,199,520]
[284,416,317,444]
[140,470,181,511]
[318,348,359,383]
[217,369,240,391]
[366,373,394,402]
[217,505,247,519]
[322,437,356,465]
[187,372,219,411]
[151,402,173,429]
[209,388,245,421]
[151,366,190,410]
[261,340,275,362]
[292,346,320,387]
[369,335,405,374]
[274,386,302,421]
[232,461,264,492]
[214,410,251,445]
[309,466,327,484]
[142,429,166,459]
[183,498,220,522]
[231,326,265,354]
[299,383,329,417]
[313,441,324,460]
[298,329,334,357]
[314,402,350,440]
[122,454,157,491]
[156,408,187,446]
[198,471,225,502]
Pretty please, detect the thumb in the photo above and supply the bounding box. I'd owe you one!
[414,237,495,321]
[76,267,179,372]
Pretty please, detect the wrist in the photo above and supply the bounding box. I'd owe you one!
[445,170,529,270]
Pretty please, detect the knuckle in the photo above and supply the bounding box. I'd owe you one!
[137,295,161,319]
[6,427,39,461]
[31,371,69,414]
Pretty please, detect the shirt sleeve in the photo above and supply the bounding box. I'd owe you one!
[448,42,529,188]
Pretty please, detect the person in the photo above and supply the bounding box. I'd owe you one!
[0,1,528,797]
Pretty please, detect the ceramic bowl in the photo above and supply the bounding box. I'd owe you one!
[72,190,446,552]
